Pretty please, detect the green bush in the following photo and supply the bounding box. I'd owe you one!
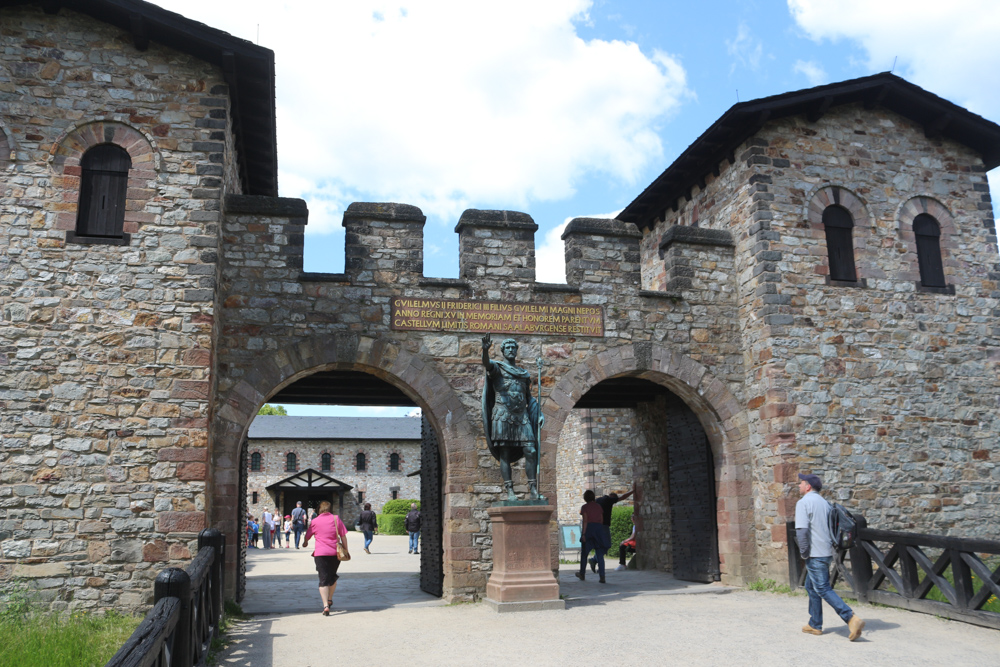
[376,513,407,535]
[609,505,634,549]
[381,499,419,515]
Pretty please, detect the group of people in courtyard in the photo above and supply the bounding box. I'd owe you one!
[246,502,311,549]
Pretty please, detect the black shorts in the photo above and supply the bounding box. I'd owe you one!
[314,555,341,586]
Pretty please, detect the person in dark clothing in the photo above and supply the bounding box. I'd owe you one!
[291,501,307,548]
[358,502,378,554]
[576,490,609,583]
[588,487,634,574]
[405,503,421,554]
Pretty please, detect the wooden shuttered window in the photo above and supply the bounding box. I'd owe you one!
[356,452,366,472]
[822,205,857,282]
[914,214,946,287]
[321,452,332,471]
[250,452,262,471]
[76,144,131,238]
[285,452,297,472]
[389,452,400,471]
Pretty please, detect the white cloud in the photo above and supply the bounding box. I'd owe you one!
[793,59,827,86]
[788,0,1000,244]
[534,210,622,283]
[150,0,690,235]
[726,23,763,72]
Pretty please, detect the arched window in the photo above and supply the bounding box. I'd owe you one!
[913,214,946,287]
[250,452,262,472]
[356,452,366,472]
[285,452,297,472]
[321,452,332,471]
[76,144,131,239]
[389,453,400,472]
[822,205,857,282]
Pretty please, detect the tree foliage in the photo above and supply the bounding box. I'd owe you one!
[257,404,288,416]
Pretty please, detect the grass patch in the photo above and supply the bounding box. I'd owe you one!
[746,578,794,594]
[0,580,140,667]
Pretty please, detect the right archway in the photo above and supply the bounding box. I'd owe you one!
[544,343,753,586]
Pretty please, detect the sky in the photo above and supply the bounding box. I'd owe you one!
[149,0,1000,418]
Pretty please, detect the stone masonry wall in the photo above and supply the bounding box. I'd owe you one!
[0,6,237,612]
[644,104,1000,581]
[245,438,421,517]
[556,408,635,526]
[212,201,751,601]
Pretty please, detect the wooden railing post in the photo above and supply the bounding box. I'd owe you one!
[786,521,804,591]
[951,548,975,610]
[199,528,225,623]
[848,514,872,603]
[155,568,192,667]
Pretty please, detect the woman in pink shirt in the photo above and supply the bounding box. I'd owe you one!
[302,500,349,615]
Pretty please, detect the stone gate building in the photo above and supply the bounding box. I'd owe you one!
[1,0,998,612]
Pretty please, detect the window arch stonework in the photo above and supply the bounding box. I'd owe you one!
[389,451,402,472]
[320,452,333,472]
[48,121,159,246]
[806,186,873,286]
[355,451,367,472]
[285,451,298,472]
[249,451,263,472]
[896,196,957,295]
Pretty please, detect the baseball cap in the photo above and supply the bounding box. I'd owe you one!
[798,473,822,491]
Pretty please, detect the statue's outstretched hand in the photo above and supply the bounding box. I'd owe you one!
[481,333,492,352]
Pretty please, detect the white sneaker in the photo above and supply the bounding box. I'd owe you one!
[615,564,627,571]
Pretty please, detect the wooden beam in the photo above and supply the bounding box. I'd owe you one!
[807,95,834,123]
[864,85,889,110]
[924,112,952,140]
[130,13,149,51]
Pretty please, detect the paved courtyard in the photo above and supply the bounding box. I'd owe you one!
[220,534,1000,666]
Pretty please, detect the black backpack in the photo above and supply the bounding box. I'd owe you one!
[827,502,857,550]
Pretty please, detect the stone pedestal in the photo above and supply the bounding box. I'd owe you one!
[484,505,565,612]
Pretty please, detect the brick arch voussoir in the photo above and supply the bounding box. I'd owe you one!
[48,120,160,171]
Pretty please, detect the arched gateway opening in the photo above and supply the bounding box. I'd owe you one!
[545,344,752,586]
[211,335,467,605]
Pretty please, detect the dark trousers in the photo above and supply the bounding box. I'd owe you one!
[619,543,636,565]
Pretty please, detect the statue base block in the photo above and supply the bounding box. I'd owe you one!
[484,505,563,612]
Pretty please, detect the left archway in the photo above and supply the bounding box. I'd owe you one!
[209,333,472,601]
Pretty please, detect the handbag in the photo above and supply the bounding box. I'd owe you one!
[337,539,351,561]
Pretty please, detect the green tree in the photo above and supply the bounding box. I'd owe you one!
[257,404,288,416]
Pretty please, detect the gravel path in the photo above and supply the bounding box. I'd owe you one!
[218,534,1000,667]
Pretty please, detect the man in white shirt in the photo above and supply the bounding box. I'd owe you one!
[795,473,864,640]
[262,509,274,549]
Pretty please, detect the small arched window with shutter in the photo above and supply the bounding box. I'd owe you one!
[389,453,400,472]
[913,213,946,288]
[76,144,131,239]
[321,452,332,471]
[356,452,367,472]
[822,205,857,282]
[285,452,297,472]
[250,452,262,472]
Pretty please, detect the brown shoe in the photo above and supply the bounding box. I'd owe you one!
[802,625,822,636]
[848,615,865,641]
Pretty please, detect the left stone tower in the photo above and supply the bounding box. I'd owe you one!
[0,1,278,613]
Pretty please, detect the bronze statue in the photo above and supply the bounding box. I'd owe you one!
[481,333,544,501]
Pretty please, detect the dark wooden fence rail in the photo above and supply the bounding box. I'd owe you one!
[787,515,1000,630]
[105,529,225,667]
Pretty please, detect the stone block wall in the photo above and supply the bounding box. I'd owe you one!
[0,6,238,612]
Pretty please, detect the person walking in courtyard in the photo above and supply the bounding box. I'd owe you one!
[588,487,634,574]
[273,508,282,547]
[358,503,378,554]
[796,473,865,640]
[262,508,274,549]
[405,502,421,554]
[251,518,260,548]
[302,500,349,616]
[291,501,307,548]
[576,490,610,583]
[283,515,292,548]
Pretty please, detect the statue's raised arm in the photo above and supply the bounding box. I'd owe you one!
[481,333,494,369]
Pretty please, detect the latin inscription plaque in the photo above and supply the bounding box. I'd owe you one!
[391,297,604,337]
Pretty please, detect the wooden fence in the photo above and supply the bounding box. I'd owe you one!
[787,514,1000,630]
[105,529,225,667]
